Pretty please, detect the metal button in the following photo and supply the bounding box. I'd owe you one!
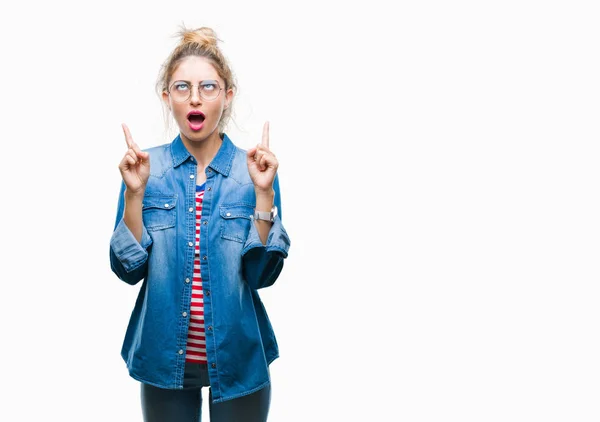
[190,174,195,179]
[208,326,213,331]
[189,207,194,212]
[211,363,216,368]
[182,312,187,317]
[189,242,194,247]
[206,290,210,296]
[208,169,212,172]
[185,278,190,283]
[164,204,170,208]
[226,212,231,217]
[208,187,212,191]
[178,349,184,355]
[203,221,207,225]
[203,255,207,260]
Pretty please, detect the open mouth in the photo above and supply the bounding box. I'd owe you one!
[187,110,205,130]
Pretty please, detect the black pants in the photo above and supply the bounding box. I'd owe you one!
[140,362,271,422]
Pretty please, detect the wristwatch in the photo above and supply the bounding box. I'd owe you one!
[253,206,278,222]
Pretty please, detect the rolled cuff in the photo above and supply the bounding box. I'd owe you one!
[241,214,290,257]
[110,218,153,272]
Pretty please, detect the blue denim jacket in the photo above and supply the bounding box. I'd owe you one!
[109,133,291,403]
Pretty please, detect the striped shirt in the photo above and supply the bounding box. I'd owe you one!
[185,183,207,363]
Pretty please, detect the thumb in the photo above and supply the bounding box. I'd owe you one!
[246,147,257,163]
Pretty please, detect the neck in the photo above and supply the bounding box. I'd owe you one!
[181,131,223,167]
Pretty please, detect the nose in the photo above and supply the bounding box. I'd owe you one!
[190,87,202,105]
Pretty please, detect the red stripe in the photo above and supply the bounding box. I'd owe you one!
[188,334,206,341]
[186,358,208,363]
[186,195,206,361]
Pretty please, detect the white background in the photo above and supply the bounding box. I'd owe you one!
[1,0,599,421]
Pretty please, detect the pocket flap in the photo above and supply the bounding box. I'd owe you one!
[142,195,177,210]
[220,204,254,220]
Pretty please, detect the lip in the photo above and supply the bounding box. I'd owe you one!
[187,110,206,119]
[187,110,205,131]
[188,121,204,131]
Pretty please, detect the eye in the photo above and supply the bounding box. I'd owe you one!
[201,82,217,91]
[173,82,190,91]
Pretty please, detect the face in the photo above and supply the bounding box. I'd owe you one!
[162,56,233,144]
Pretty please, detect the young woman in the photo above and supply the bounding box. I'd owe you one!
[109,26,291,422]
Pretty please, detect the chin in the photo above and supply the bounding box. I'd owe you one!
[185,128,214,142]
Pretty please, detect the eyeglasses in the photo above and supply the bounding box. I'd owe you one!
[167,80,223,103]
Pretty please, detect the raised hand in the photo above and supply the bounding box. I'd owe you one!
[246,121,278,193]
[118,123,150,196]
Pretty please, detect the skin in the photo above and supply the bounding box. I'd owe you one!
[118,55,278,245]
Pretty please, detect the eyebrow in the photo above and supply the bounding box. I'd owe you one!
[172,79,219,85]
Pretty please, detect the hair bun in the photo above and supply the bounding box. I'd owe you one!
[179,27,219,49]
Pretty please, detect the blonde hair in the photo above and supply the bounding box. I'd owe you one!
[157,26,237,135]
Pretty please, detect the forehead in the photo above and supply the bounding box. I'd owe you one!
[171,56,221,83]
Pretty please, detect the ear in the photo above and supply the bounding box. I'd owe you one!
[162,91,171,111]
[224,88,234,109]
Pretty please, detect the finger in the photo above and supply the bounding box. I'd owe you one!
[120,154,137,170]
[130,140,146,159]
[130,141,141,154]
[261,121,269,149]
[122,123,133,149]
[132,144,149,160]
[255,150,266,164]
[262,154,278,170]
[127,149,138,163]
[247,147,257,166]
[259,155,268,171]
[256,144,272,155]
[126,155,137,166]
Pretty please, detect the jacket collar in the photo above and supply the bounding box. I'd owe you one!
[171,133,236,177]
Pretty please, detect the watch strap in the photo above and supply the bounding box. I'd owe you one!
[253,206,277,222]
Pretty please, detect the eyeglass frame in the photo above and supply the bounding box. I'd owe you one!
[166,79,224,103]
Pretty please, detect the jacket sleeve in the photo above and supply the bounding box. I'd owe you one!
[241,174,291,290]
[109,181,153,285]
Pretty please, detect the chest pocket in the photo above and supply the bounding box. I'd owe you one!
[220,203,254,243]
[142,195,177,231]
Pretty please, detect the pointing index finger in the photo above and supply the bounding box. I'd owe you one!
[122,123,133,149]
[261,121,269,149]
